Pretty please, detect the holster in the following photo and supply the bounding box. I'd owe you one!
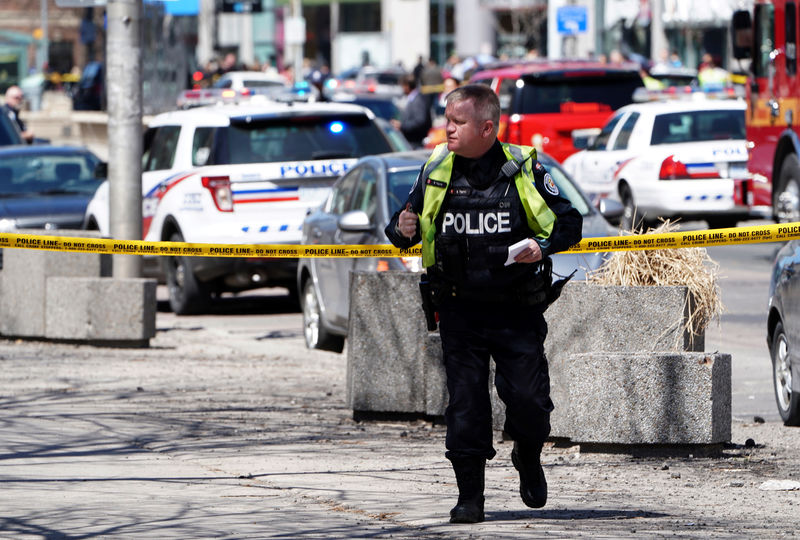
[419,273,438,331]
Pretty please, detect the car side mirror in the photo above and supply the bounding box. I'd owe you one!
[338,210,373,233]
[597,198,625,226]
[94,162,108,178]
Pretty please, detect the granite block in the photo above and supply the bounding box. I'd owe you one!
[0,229,110,337]
[563,352,731,444]
[45,277,157,345]
[347,272,431,413]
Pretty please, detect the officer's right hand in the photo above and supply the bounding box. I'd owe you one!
[397,203,418,239]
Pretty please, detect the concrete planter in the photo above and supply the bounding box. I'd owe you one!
[348,272,730,445]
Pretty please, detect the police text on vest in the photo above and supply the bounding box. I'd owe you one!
[441,211,512,234]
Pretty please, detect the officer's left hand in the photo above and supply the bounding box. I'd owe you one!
[513,238,542,264]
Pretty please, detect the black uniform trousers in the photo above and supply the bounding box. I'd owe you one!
[438,300,553,461]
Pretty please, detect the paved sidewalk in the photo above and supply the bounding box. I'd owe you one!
[1,316,799,539]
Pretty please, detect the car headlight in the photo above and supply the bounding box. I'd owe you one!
[0,218,18,232]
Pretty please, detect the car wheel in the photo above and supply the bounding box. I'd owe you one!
[301,279,345,353]
[775,154,800,223]
[771,320,800,426]
[164,232,211,315]
[619,185,643,232]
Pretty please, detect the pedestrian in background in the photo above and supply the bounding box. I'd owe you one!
[385,84,582,523]
[392,74,432,149]
[2,86,33,143]
[435,75,460,116]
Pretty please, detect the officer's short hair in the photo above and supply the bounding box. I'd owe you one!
[446,84,501,129]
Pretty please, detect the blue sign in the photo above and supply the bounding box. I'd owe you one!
[161,0,199,16]
[557,5,587,35]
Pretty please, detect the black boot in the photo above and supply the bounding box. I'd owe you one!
[448,456,486,523]
[511,442,547,508]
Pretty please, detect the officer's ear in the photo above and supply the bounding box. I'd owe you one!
[480,119,495,139]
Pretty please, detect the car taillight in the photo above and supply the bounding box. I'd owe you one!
[507,116,521,144]
[659,155,690,180]
[201,176,233,211]
[659,155,720,180]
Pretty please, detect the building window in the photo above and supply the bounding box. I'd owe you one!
[787,1,797,76]
[340,3,381,32]
[430,0,455,65]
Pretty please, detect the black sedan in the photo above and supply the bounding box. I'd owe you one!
[0,145,106,233]
[296,150,623,352]
[767,239,800,425]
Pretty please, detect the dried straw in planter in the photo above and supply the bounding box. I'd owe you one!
[586,220,723,346]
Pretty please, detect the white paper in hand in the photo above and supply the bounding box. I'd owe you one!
[505,238,530,266]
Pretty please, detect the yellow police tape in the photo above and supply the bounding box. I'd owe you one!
[1,221,800,258]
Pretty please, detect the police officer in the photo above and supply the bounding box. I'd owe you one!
[385,84,582,523]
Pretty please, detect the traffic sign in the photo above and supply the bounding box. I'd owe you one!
[556,5,587,35]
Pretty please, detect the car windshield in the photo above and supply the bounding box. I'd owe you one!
[222,113,394,164]
[387,168,420,214]
[518,74,643,114]
[650,109,745,144]
[0,151,102,196]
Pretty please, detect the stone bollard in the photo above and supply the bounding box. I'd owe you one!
[45,277,157,347]
[0,229,110,337]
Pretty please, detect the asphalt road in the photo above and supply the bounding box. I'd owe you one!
[706,240,782,422]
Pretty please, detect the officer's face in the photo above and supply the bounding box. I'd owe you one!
[445,99,494,159]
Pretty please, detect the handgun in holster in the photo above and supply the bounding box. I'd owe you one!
[418,274,438,331]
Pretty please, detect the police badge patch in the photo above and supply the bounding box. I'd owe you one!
[543,173,559,196]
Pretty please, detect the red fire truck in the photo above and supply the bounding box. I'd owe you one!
[733,1,800,221]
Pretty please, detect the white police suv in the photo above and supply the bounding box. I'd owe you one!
[83,100,403,314]
[562,98,749,230]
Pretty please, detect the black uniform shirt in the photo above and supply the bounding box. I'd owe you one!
[453,139,506,192]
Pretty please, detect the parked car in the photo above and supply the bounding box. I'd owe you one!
[329,66,407,98]
[767,239,800,425]
[72,61,105,111]
[329,92,401,121]
[212,70,288,91]
[465,60,645,162]
[562,98,749,230]
[296,150,622,352]
[0,144,105,267]
[84,100,405,314]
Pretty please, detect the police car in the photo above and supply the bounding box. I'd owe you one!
[562,98,749,230]
[83,100,402,314]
